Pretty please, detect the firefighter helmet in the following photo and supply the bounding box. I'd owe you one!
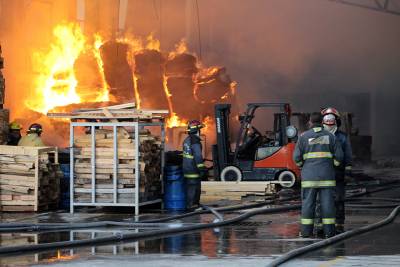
[28,123,43,134]
[322,114,337,126]
[187,120,204,134]
[9,121,22,130]
[321,107,340,118]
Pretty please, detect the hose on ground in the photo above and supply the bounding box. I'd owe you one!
[266,205,400,267]
[0,196,300,232]
[0,203,301,256]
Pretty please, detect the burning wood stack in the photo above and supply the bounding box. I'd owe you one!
[0,146,61,211]
[0,45,9,144]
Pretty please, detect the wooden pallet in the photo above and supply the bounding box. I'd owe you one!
[0,146,61,211]
[47,102,168,120]
[200,181,277,202]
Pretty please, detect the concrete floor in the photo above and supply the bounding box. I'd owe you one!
[0,169,399,266]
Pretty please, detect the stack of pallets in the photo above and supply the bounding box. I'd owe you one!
[0,146,61,211]
[73,128,162,203]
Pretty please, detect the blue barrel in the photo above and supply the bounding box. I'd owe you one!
[164,165,186,211]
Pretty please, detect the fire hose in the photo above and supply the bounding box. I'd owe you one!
[0,203,300,256]
[0,195,300,232]
[266,204,400,267]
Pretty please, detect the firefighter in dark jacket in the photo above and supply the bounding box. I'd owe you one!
[183,120,207,209]
[293,112,343,238]
[322,107,352,233]
[7,121,22,145]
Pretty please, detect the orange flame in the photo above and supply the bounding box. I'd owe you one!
[166,112,187,128]
[93,34,110,102]
[168,39,188,60]
[26,23,109,114]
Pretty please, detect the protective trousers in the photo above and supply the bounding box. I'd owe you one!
[186,178,201,209]
[301,187,336,237]
[335,180,345,225]
[315,179,346,227]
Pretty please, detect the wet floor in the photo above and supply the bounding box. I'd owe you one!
[1,177,400,266]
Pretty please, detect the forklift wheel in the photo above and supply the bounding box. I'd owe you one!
[278,171,296,188]
[220,166,242,182]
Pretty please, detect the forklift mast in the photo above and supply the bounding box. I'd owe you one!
[213,104,232,178]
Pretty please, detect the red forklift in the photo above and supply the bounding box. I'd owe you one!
[212,103,300,187]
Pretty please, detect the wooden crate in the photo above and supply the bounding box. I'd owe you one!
[0,145,61,211]
[73,128,162,204]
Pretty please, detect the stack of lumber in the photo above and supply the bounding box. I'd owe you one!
[73,128,161,204]
[200,181,277,202]
[0,146,60,211]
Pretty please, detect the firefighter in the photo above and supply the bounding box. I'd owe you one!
[18,123,46,147]
[182,120,207,209]
[322,107,353,233]
[293,112,343,238]
[7,121,22,145]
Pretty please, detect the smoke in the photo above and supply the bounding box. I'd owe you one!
[187,0,400,157]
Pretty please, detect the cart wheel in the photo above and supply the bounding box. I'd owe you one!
[220,166,242,182]
[278,171,296,188]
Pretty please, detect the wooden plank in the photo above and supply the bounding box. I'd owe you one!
[0,194,12,200]
[75,174,111,179]
[75,158,135,165]
[0,179,35,187]
[74,102,136,112]
[0,200,35,205]
[1,205,35,211]
[74,188,135,193]
[0,185,32,194]
[74,163,135,169]
[0,174,36,181]
[74,155,135,160]
[75,168,134,174]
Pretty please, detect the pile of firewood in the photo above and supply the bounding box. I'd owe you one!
[0,146,60,211]
[73,128,162,203]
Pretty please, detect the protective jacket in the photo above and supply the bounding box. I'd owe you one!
[18,133,45,147]
[7,131,21,146]
[293,126,343,188]
[335,130,352,176]
[182,134,206,179]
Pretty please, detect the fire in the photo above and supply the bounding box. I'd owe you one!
[167,112,188,128]
[26,23,109,114]
[202,116,213,130]
[93,34,110,102]
[168,39,188,60]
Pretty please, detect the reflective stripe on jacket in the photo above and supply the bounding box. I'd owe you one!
[182,134,206,179]
[293,126,344,187]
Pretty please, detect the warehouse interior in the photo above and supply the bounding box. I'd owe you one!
[0,0,400,266]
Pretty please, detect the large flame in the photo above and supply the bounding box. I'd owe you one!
[26,23,109,114]
[25,23,234,135]
[93,33,110,102]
